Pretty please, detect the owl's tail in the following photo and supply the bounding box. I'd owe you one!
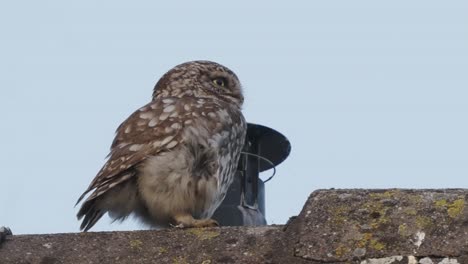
[77,200,105,232]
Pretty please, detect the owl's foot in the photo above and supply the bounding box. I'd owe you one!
[173,214,219,228]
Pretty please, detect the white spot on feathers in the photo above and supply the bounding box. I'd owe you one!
[129,144,143,151]
[139,112,154,119]
[159,112,170,121]
[152,141,161,148]
[160,135,174,146]
[163,105,175,112]
[171,123,182,129]
[148,118,158,127]
[118,142,130,148]
[166,141,178,148]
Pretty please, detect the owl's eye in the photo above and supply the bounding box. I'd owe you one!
[212,77,227,87]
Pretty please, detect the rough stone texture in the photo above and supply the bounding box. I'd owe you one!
[1,189,468,264]
[289,189,468,263]
[0,226,297,264]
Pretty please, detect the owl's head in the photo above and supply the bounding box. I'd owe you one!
[153,61,244,107]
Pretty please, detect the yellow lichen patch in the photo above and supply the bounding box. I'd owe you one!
[352,233,385,252]
[398,223,410,237]
[158,247,168,254]
[188,228,220,240]
[403,208,417,216]
[369,239,385,251]
[434,197,465,219]
[335,244,351,257]
[173,256,188,264]
[129,239,143,251]
[354,232,386,251]
[356,233,372,248]
[415,216,433,229]
[407,194,424,205]
[435,199,448,208]
[363,200,388,225]
[373,213,390,226]
[369,190,399,199]
[447,199,465,218]
[330,206,348,226]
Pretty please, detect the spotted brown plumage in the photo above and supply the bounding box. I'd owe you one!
[76,61,246,231]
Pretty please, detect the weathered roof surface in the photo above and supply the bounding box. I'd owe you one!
[290,189,468,264]
[1,189,468,264]
[1,226,292,264]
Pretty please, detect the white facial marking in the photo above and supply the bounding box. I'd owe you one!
[124,126,132,134]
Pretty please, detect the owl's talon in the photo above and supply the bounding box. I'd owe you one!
[173,214,219,228]
[170,223,185,229]
[191,218,219,228]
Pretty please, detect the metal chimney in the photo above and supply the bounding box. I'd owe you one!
[212,123,291,226]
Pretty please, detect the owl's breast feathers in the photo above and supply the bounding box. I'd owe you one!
[77,96,246,206]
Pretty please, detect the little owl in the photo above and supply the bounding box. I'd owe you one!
[76,61,246,231]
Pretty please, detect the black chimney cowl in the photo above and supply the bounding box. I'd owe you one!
[212,123,291,226]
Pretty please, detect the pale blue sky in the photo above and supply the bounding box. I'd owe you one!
[1,1,467,234]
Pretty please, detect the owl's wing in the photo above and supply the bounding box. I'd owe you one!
[76,97,190,206]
